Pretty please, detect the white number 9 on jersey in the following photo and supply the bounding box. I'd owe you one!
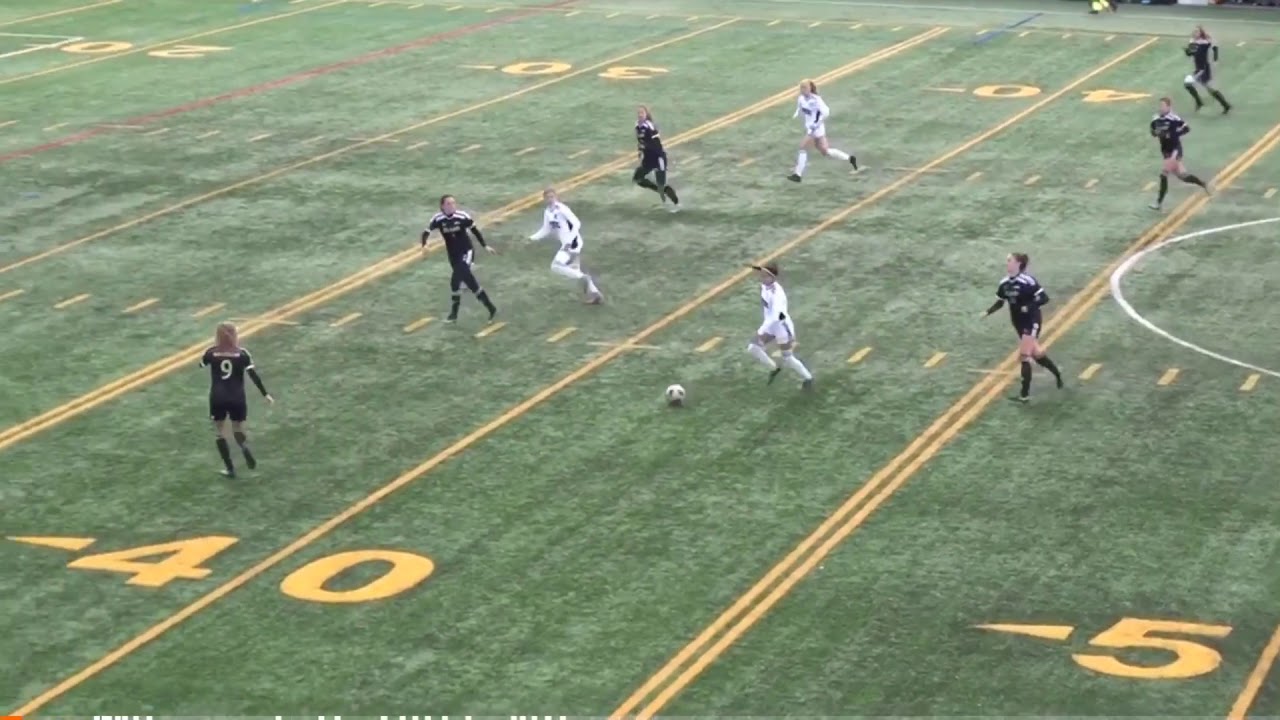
[219,359,234,379]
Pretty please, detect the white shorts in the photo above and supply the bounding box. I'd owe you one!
[806,123,827,139]
[757,318,796,344]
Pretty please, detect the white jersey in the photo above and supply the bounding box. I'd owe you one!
[758,280,796,343]
[794,93,831,137]
[530,201,583,250]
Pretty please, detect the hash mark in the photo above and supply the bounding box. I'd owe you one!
[566,10,580,16]
[1105,34,1115,41]
[144,127,170,136]
[54,293,90,309]
[695,336,723,353]
[249,132,274,142]
[0,288,25,302]
[606,11,620,17]
[196,130,221,139]
[1078,363,1101,380]
[737,157,756,167]
[515,146,538,156]
[330,312,362,328]
[123,297,159,313]
[461,143,482,153]
[1143,180,1157,192]
[1157,368,1180,386]
[408,140,430,150]
[809,21,821,27]
[966,171,982,182]
[1265,188,1276,199]
[1241,373,1260,392]
[0,120,16,129]
[924,351,947,368]
[1019,31,1030,37]
[569,148,591,158]
[1023,175,1040,186]
[1085,178,1099,189]
[850,23,862,29]
[767,19,780,26]
[847,346,872,364]
[43,122,69,131]
[475,321,507,338]
[891,25,903,30]
[301,135,326,144]
[192,302,226,318]
[403,316,434,333]
[546,326,577,343]
[446,4,462,9]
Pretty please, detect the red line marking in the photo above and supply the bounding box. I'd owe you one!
[0,0,576,165]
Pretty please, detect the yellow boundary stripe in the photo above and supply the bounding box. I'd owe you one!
[0,0,348,87]
[0,27,944,457]
[5,30,948,715]
[0,19,739,276]
[612,38,1185,719]
[1231,622,1280,719]
[615,116,1280,720]
[0,0,120,28]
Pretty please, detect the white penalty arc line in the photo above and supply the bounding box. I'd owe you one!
[1109,216,1280,379]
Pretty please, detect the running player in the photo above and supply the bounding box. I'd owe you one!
[745,263,814,389]
[529,188,603,304]
[1184,26,1231,114]
[422,194,497,323]
[1149,97,1210,211]
[633,105,681,212]
[982,253,1063,403]
[787,80,857,183]
[198,322,273,477]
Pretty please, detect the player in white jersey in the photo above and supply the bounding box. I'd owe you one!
[529,188,603,304]
[745,263,813,389]
[788,79,857,183]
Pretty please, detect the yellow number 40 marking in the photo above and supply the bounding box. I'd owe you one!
[16,535,433,603]
[978,617,1232,680]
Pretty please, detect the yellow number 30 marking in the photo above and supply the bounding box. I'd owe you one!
[973,84,1041,99]
[1072,618,1232,679]
[598,66,669,81]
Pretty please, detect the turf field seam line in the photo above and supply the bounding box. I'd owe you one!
[0,0,350,88]
[3,29,948,714]
[623,116,1280,720]
[1231,622,1280,718]
[0,0,579,165]
[0,17,729,275]
[0,0,121,28]
[608,36,1164,719]
[0,26,941,458]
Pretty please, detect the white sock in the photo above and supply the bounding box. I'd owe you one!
[782,351,813,380]
[584,273,600,295]
[827,147,850,161]
[747,343,778,370]
[794,150,808,176]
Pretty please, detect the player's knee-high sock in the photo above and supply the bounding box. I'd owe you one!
[635,177,661,193]
[552,262,600,295]
[655,170,679,205]
[1019,359,1033,398]
[448,292,462,319]
[1179,172,1208,190]
[826,147,857,169]
[475,288,496,314]
[215,437,235,475]
[781,350,813,380]
[1209,88,1231,112]
[747,342,778,370]
[1184,83,1204,109]
[233,431,257,469]
[794,150,808,177]
[1158,175,1169,204]
[1034,356,1064,387]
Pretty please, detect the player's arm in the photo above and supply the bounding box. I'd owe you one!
[468,221,495,253]
[243,352,274,402]
[792,97,802,118]
[1178,121,1191,137]
[198,348,212,369]
[561,205,581,234]
[1033,286,1050,307]
[421,219,437,248]
[982,299,1005,317]
[529,214,552,241]
[813,98,830,126]
[1212,43,1219,62]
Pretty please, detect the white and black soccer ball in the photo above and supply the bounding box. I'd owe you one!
[665,384,686,406]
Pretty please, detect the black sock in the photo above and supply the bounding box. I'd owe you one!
[1158,175,1169,204]
[664,185,680,204]
[1209,88,1231,111]
[1020,360,1033,398]
[1185,84,1203,108]
[233,430,256,469]
[635,178,660,193]
[476,289,496,313]
[449,293,461,317]
[1035,355,1063,386]
[1180,173,1207,189]
[215,437,235,474]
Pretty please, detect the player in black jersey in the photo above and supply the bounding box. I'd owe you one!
[982,253,1064,403]
[1184,26,1231,114]
[1149,97,1210,211]
[632,106,681,212]
[199,322,273,477]
[422,194,497,323]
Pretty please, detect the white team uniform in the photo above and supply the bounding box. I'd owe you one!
[794,93,830,139]
[530,200,584,266]
[758,281,796,344]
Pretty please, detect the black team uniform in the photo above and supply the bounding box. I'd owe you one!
[1150,110,1209,210]
[1184,37,1231,114]
[423,209,498,323]
[633,118,680,209]
[199,346,269,477]
[984,272,1063,402]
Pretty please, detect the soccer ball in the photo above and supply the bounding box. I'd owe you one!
[665,384,686,406]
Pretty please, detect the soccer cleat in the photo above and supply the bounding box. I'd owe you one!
[487,307,498,322]
[219,469,236,478]
[244,453,257,470]
[786,173,802,183]
[444,314,458,323]
[668,204,681,214]
[767,368,783,384]
[1149,202,1162,211]
[849,155,858,171]
[1056,375,1065,389]
[801,378,814,391]
[1008,395,1029,404]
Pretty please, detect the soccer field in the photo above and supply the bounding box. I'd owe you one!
[5,0,1280,715]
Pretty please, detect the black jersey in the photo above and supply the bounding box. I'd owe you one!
[636,119,665,158]
[200,347,256,399]
[995,273,1048,328]
[1151,111,1189,156]
[1186,37,1216,72]
[424,210,486,265]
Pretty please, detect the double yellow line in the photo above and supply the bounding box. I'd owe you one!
[0,26,943,454]
[610,118,1280,720]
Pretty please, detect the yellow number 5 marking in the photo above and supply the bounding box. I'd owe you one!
[149,44,231,59]
[973,84,1041,99]
[598,66,669,81]
[279,550,435,604]
[501,61,571,76]
[61,40,132,54]
[67,536,238,587]
[1072,618,1232,679]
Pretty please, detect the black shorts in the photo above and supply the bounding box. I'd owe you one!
[1193,66,1212,85]
[639,152,668,173]
[449,249,475,270]
[1162,146,1183,161]
[1014,319,1042,339]
[210,395,248,423]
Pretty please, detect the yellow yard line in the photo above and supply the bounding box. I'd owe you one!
[0,0,348,87]
[5,29,950,715]
[0,0,120,28]
[0,27,944,461]
[1230,622,1280,719]
[614,114,1280,720]
[0,19,740,276]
